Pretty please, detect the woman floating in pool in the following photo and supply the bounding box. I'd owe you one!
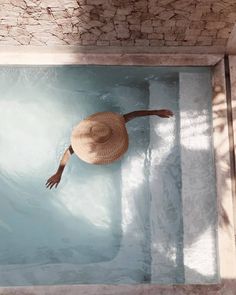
[46,109,173,189]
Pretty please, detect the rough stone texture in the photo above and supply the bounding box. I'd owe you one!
[0,1,235,47]
[1,280,236,295]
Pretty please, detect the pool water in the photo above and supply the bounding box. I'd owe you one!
[0,66,218,285]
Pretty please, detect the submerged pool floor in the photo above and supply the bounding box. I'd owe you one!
[0,66,218,285]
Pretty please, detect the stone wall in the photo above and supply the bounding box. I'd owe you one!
[0,0,236,47]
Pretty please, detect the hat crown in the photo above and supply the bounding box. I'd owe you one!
[71,112,129,164]
[90,123,112,143]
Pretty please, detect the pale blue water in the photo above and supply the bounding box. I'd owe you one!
[0,66,218,285]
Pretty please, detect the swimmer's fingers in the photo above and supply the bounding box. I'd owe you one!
[157,109,174,118]
[46,180,57,189]
[49,182,56,189]
[46,179,54,189]
[46,176,54,187]
[46,175,60,189]
[46,178,52,186]
[162,109,174,116]
[162,114,173,118]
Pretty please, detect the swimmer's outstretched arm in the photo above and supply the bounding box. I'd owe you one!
[123,109,173,123]
[46,145,74,189]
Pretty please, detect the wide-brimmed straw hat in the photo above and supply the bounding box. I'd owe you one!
[71,112,129,164]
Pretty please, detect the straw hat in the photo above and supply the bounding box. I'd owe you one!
[71,112,129,164]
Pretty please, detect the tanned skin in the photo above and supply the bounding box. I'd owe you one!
[46,109,173,189]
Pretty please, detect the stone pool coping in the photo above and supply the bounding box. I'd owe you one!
[0,46,223,66]
[0,281,236,295]
[0,49,236,294]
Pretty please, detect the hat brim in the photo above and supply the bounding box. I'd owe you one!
[71,112,129,164]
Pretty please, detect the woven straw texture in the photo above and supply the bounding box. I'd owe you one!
[71,112,129,164]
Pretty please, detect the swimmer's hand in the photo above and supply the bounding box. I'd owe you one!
[46,146,74,190]
[155,109,173,118]
[46,172,62,189]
